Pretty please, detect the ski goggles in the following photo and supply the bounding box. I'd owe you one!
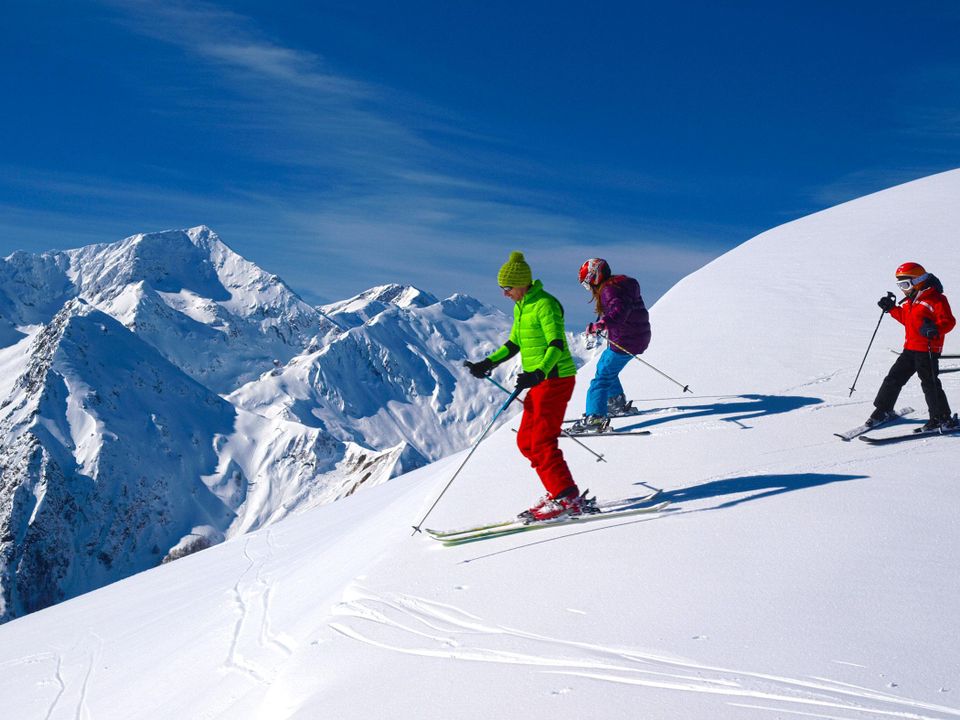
[896,273,928,290]
[581,280,592,291]
[499,285,513,292]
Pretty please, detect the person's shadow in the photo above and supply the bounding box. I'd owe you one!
[458,472,869,563]
[619,394,821,431]
[646,472,868,510]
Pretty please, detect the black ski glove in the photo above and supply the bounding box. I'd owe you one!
[464,358,495,378]
[920,318,940,339]
[515,369,545,390]
[878,294,896,313]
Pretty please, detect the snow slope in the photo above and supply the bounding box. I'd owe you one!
[3,170,960,719]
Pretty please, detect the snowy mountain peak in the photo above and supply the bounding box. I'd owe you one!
[321,283,439,329]
[59,227,331,392]
[0,226,336,393]
[353,283,438,308]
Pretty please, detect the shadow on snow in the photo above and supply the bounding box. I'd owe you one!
[460,472,867,563]
[650,472,868,511]
[617,393,822,432]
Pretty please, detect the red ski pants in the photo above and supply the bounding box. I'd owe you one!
[516,375,577,498]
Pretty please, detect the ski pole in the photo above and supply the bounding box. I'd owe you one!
[482,375,607,463]
[849,292,895,397]
[411,386,522,535]
[603,336,692,394]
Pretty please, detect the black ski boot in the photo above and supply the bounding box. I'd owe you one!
[865,408,894,428]
[916,414,959,433]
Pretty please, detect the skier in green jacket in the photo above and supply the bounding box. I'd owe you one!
[465,251,595,522]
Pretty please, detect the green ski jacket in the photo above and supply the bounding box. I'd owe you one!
[487,280,577,378]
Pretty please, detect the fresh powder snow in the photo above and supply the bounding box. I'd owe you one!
[2,170,960,719]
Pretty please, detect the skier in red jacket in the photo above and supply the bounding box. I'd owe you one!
[869,262,957,431]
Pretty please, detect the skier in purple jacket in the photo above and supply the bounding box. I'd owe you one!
[570,258,651,433]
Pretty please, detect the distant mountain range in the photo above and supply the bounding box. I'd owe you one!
[0,226,597,623]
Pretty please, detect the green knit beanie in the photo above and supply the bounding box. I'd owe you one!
[497,251,533,288]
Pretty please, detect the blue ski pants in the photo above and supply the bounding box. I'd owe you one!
[585,347,633,416]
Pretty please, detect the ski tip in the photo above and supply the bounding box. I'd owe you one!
[833,433,852,441]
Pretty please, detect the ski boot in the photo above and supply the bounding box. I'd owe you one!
[865,408,895,428]
[518,489,599,524]
[569,414,610,434]
[607,393,635,417]
[915,414,959,433]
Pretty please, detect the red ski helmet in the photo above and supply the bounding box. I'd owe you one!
[578,258,611,289]
[895,261,926,278]
[895,262,928,293]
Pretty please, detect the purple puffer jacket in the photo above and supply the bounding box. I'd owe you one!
[600,275,651,355]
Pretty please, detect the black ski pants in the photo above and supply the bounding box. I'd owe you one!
[874,349,951,419]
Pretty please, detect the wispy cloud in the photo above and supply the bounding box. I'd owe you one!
[102,0,439,182]
[101,0,695,207]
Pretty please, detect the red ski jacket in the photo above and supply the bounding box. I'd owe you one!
[889,286,956,353]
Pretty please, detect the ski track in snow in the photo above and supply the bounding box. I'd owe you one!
[782,370,844,393]
[225,531,294,685]
[27,632,102,720]
[328,586,960,720]
[0,652,64,720]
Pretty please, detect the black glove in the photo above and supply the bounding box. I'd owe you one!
[878,294,896,313]
[515,369,545,390]
[920,318,940,339]
[464,358,495,378]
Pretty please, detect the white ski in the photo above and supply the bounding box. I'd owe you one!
[834,406,914,441]
[426,493,668,545]
[424,489,661,539]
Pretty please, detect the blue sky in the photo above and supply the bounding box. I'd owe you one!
[2,1,959,326]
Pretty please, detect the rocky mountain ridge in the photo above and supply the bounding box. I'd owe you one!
[0,227,535,622]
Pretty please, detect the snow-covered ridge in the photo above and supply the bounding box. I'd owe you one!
[0,299,237,620]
